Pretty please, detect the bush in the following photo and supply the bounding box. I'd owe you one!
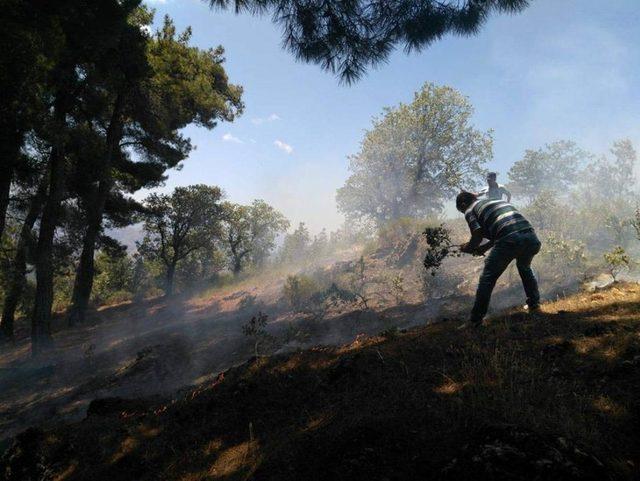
[52,273,74,313]
[238,293,263,312]
[538,234,587,278]
[604,246,630,281]
[283,274,321,311]
[104,290,133,306]
[141,286,165,300]
[241,311,274,356]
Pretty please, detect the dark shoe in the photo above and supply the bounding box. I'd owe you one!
[523,303,541,313]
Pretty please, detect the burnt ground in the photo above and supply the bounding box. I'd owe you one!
[0,246,560,446]
[2,283,639,481]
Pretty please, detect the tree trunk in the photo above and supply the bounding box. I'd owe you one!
[233,258,242,275]
[165,262,176,297]
[0,181,47,339]
[67,94,124,326]
[66,208,98,326]
[30,100,68,355]
[0,166,12,242]
[0,132,20,242]
[229,239,245,275]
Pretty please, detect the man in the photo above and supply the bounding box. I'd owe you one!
[478,172,511,202]
[456,191,541,328]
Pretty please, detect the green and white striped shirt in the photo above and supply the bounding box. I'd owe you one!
[465,199,533,241]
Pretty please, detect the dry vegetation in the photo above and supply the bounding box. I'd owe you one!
[2,283,640,480]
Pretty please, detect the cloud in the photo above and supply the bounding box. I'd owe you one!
[251,113,281,125]
[274,140,293,154]
[222,133,243,144]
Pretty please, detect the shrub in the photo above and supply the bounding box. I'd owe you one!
[241,311,273,356]
[283,274,321,311]
[104,290,133,306]
[142,286,165,300]
[631,208,640,241]
[603,246,630,281]
[538,234,587,278]
[390,273,405,304]
[238,293,264,312]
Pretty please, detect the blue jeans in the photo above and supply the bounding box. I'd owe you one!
[471,230,541,323]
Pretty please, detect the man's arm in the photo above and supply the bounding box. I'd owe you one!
[460,228,484,253]
[501,186,512,203]
[475,240,494,255]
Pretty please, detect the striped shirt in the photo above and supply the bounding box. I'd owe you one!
[465,199,533,241]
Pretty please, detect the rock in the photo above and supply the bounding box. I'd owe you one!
[441,424,609,481]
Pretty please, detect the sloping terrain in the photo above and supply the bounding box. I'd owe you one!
[2,283,639,480]
[0,242,544,445]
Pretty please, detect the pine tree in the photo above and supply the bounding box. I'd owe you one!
[209,0,529,82]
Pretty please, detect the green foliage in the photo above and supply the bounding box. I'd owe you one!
[507,141,587,201]
[422,224,461,276]
[336,83,491,224]
[578,140,638,203]
[310,228,329,258]
[390,273,405,304]
[222,199,289,273]
[143,15,243,133]
[604,214,633,248]
[538,234,587,276]
[241,311,273,357]
[603,246,630,281]
[91,251,134,305]
[176,248,227,290]
[522,190,565,232]
[342,256,371,310]
[210,0,529,82]
[279,222,311,264]
[130,254,163,300]
[0,2,244,340]
[238,294,261,312]
[632,208,640,242]
[52,274,75,314]
[514,139,638,260]
[283,274,321,311]
[138,184,225,295]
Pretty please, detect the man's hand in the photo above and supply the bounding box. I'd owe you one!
[460,242,472,254]
[474,242,493,256]
[460,242,492,256]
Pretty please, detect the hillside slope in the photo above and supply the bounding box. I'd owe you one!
[2,283,640,481]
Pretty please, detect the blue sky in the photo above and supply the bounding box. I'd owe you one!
[143,0,640,233]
